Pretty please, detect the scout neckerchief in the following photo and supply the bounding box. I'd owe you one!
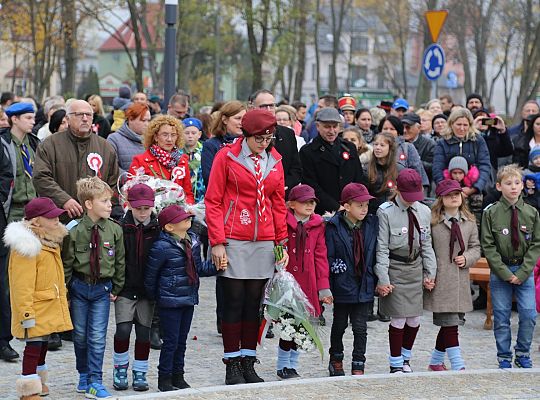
[449,217,465,262]
[249,153,266,222]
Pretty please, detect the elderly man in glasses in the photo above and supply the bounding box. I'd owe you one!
[33,99,120,221]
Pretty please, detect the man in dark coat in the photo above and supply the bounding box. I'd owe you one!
[402,113,435,182]
[300,108,365,215]
[249,90,302,194]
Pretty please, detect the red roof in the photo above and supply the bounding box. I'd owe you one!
[5,67,25,79]
[99,4,164,52]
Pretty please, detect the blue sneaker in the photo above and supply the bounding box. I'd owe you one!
[77,373,88,393]
[85,382,112,399]
[113,364,128,390]
[498,359,512,369]
[514,355,533,368]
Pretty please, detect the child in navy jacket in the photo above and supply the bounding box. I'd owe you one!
[326,183,378,376]
[144,205,223,392]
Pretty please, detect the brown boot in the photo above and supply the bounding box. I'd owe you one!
[37,368,49,396]
[16,376,42,399]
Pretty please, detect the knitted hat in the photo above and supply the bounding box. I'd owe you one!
[448,156,469,174]
[466,93,483,109]
[119,85,132,99]
[529,146,540,163]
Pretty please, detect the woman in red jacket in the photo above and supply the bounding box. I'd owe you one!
[129,115,195,204]
[205,109,289,385]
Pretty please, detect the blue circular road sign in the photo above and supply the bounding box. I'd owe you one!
[423,43,445,81]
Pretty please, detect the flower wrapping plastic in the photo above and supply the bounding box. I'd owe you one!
[118,168,206,222]
[261,263,324,358]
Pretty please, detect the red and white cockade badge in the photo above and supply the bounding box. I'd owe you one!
[87,153,103,177]
[387,180,394,189]
[399,153,407,161]
[342,151,350,160]
[172,166,185,181]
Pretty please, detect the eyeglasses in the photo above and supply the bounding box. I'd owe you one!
[69,112,93,119]
[258,103,276,110]
[157,132,179,139]
[254,135,275,144]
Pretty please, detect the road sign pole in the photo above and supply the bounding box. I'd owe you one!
[431,80,437,100]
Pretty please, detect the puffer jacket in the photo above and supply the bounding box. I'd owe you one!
[325,211,378,303]
[107,122,145,173]
[144,230,216,308]
[201,133,237,187]
[432,134,492,192]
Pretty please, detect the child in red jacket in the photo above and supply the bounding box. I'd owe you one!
[275,184,333,379]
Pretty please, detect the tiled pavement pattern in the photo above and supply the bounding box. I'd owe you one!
[1,277,539,399]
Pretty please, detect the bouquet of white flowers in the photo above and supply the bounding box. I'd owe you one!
[259,253,324,357]
[119,169,205,221]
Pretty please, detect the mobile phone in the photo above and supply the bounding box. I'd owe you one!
[482,118,496,126]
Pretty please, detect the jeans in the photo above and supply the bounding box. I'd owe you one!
[158,306,194,376]
[0,254,12,347]
[490,265,537,361]
[70,277,112,384]
[330,302,370,362]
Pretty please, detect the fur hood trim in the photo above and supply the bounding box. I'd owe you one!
[3,221,42,258]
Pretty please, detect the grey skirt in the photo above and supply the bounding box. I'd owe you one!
[433,312,466,327]
[218,239,275,279]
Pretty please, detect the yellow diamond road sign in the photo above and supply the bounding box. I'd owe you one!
[425,10,448,43]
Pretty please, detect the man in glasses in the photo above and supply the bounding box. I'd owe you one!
[249,90,302,196]
[34,100,120,221]
[299,108,365,215]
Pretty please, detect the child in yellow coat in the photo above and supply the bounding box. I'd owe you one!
[4,198,73,399]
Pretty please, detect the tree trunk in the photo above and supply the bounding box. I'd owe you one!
[61,0,77,96]
[244,0,269,93]
[314,0,321,95]
[138,0,162,92]
[329,0,350,94]
[293,0,307,101]
[127,0,144,92]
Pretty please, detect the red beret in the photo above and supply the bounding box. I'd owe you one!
[241,109,277,137]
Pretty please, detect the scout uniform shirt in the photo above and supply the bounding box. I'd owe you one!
[62,214,126,295]
[375,196,437,286]
[8,134,36,222]
[481,196,540,283]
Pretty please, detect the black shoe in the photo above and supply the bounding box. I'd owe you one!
[328,354,345,376]
[0,344,19,361]
[277,367,300,379]
[150,326,162,350]
[377,312,391,322]
[473,288,487,310]
[48,333,62,350]
[367,313,378,322]
[390,366,404,373]
[171,372,190,389]
[224,357,246,385]
[59,330,73,342]
[157,374,176,392]
[241,356,264,383]
[265,324,275,339]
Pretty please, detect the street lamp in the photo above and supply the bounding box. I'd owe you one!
[164,0,178,106]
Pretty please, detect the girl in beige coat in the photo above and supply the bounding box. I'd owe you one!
[424,180,481,371]
[4,198,72,399]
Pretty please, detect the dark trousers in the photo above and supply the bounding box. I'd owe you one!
[158,306,194,376]
[0,254,13,347]
[329,302,370,363]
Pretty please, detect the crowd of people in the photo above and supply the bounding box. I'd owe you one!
[0,86,540,399]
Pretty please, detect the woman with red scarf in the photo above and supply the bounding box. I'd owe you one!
[129,115,194,204]
[205,109,288,385]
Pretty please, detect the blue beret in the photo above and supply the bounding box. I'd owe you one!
[5,102,35,117]
[182,118,202,131]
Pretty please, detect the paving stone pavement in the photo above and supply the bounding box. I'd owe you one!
[1,277,540,399]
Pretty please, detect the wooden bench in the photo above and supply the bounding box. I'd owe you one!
[469,257,492,330]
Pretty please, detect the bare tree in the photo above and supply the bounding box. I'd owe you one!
[243,0,271,92]
[328,0,352,94]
